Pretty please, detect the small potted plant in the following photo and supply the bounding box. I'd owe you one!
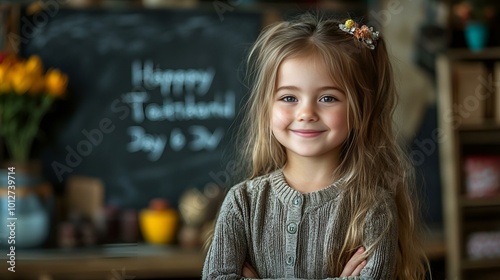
[453,0,496,51]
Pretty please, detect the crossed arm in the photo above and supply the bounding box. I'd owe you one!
[242,248,368,278]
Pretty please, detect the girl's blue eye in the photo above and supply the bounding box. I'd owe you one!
[281,96,297,102]
[320,96,337,102]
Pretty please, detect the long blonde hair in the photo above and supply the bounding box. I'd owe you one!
[235,12,428,279]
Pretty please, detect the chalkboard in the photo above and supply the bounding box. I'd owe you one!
[21,8,262,209]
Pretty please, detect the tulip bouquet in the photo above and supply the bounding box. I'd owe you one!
[0,53,68,163]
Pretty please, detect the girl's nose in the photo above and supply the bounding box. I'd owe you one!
[297,103,319,122]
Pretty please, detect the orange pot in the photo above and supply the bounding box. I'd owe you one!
[139,209,179,244]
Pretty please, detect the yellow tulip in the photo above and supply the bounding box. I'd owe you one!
[10,65,31,94]
[45,68,68,98]
[25,55,44,76]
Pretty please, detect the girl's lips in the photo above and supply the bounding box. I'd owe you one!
[291,130,325,138]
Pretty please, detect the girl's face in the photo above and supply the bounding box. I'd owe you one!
[271,54,349,162]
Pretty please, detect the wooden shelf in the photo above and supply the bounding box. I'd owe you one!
[462,258,500,270]
[459,127,500,145]
[459,122,500,132]
[461,196,500,208]
[445,47,500,61]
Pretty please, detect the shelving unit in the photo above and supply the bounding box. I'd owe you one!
[437,48,500,280]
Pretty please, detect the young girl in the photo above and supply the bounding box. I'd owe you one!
[203,13,427,279]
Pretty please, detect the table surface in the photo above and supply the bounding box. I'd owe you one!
[0,243,206,280]
[0,230,445,280]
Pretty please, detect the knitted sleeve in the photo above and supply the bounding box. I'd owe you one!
[202,187,249,279]
[359,192,398,279]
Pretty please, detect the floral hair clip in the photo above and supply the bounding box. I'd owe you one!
[338,19,380,50]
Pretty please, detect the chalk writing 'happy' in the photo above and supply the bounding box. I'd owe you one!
[131,60,215,97]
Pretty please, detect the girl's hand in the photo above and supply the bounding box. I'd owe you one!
[340,246,367,277]
[242,261,260,278]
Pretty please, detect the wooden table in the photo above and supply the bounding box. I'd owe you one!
[0,229,445,280]
[0,244,206,280]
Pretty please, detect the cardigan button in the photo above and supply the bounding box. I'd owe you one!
[292,196,302,206]
[286,255,295,265]
[287,222,297,234]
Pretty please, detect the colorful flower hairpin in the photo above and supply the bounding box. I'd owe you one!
[338,19,380,50]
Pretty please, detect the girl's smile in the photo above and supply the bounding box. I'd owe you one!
[290,129,326,138]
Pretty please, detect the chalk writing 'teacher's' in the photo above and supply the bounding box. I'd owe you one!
[122,91,235,123]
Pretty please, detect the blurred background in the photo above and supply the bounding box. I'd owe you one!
[0,0,499,279]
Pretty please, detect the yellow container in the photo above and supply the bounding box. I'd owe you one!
[139,209,179,244]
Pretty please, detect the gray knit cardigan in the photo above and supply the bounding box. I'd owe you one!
[202,169,397,279]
